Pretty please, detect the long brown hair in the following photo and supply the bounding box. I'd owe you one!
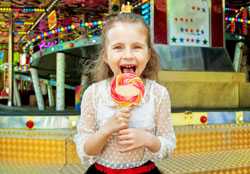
[93,13,160,82]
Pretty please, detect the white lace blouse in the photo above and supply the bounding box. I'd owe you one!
[74,79,176,169]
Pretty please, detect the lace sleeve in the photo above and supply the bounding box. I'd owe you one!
[74,84,97,166]
[152,87,176,160]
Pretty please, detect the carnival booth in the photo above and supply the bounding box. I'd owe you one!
[0,0,250,174]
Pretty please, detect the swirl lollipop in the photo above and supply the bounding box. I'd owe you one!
[111,73,145,107]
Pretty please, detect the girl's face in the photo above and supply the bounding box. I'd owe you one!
[104,22,150,77]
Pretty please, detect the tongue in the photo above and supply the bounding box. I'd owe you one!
[123,68,135,74]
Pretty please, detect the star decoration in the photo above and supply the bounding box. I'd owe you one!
[171,37,177,43]
[203,39,208,44]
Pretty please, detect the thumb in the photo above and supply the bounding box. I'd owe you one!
[120,106,133,113]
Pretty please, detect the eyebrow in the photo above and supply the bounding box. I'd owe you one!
[110,41,147,47]
[132,42,146,46]
[111,43,123,47]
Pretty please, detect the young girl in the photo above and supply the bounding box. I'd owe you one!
[74,13,176,174]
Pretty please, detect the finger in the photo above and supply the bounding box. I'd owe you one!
[120,122,129,129]
[118,134,131,141]
[120,112,131,119]
[118,128,130,135]
[120,107,133,113]
[118,116,129,124]
[119,145,137,153]
[115,112,130,119]
[118,139,133,145]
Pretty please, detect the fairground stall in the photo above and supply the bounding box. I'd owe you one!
[0,0,250,174]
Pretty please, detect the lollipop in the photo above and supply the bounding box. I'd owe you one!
[111,73,145,107]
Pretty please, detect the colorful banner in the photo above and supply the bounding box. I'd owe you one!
[0,51,4,65]
[75,85,83,111]
[48,10,57,30]
[167,0,210,47]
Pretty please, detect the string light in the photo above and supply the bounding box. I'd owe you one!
[225,17,250,24]
[0,7,45,13]
[14,31,27,35]
[225,7,239,13]
[23,20,104,51]
[0,21,33,25]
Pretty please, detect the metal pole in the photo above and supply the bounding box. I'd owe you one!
[56,52,65,111]
[47,84,55,107]
[30,67,45,110]
[13,78,21,106]
[7,13,13,106]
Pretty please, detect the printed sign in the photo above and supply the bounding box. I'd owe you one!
[167,0,210,47]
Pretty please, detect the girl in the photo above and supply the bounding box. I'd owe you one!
[74,13,176,174]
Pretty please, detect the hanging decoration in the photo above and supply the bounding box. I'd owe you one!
[111,0,120,13]
[63,0,107,8]
[225,7,239,13]
[22,0,151,52]
[225,17,250,24]
[0,7,45,13]
[23,20,104,52]
[225,6,249,36]
[141,1,150,25]
[242,8,248,35]
[230,20,235,33]
[0,51,4,65]
[0,21,33,25]
[15,64,30,72]
[121,2,132,13]
[48,10,57,30]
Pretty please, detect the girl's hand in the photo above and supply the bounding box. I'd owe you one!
[117,128,153,152]
[101,107,133,136]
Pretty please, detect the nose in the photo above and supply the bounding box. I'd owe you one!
[122,47,134,60]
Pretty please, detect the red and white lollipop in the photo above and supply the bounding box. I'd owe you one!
[111,73,145,107]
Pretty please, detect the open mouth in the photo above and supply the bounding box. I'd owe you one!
[120,64,136,74]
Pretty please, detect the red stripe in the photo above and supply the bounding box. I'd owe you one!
[154,0,167,44]
[95,162,156,174]
[211,0,224,47]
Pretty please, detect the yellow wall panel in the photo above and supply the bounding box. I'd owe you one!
[162,82,239,108]
[239,83,250,107]
[158,71,246,83]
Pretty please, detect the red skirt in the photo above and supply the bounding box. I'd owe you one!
[85,161,161,174]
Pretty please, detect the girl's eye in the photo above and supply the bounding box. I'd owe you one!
[113,46,122,50]
[133,46,142,49]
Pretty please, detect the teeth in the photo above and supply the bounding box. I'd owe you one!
[120,65,136,73]
[122,65,134,68]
